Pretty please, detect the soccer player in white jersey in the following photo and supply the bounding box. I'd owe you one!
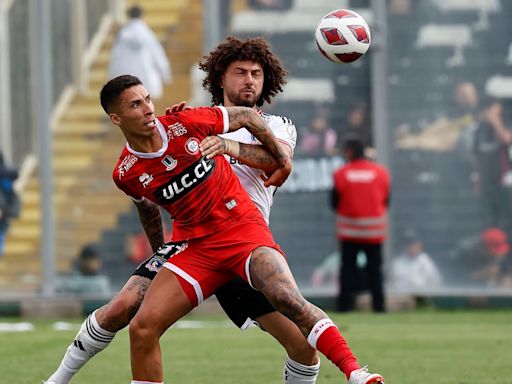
[45,37,383,384]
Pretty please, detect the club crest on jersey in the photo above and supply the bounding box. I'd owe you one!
[117,154,138,179]
[144,255,167,273]
[154,157,215,204]
[185,138,200,155]
[162,155,177,171]
[139,173,154,188]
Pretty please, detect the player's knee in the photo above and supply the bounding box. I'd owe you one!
[287,343,318,366]
[104,297,131,323]
[129,314,155,342]
[100,293,142,331]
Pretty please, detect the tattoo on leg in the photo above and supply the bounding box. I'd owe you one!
[251,247,326,336]
[100,276,151,332]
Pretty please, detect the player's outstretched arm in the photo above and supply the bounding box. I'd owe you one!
[224,106,289,169]
[200,135,292,187]
[201,135,289,171]
[134,198,165,252]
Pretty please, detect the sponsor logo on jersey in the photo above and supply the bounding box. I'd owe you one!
[154,157,215,204]
[117,154,138,179]
[228,156,244,165]
[156,241,188,259]
[139,173,154,188]
[185,137,200,155]
[225,199,237,210]
[167,122,188,138]
[162,155,178,171]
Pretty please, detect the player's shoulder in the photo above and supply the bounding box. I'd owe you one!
[261,111,295,128]
[113,146,139,181]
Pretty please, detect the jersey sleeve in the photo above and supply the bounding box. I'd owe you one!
[112,173,143,202]
[269,116,297,157]
[177,106,229,137]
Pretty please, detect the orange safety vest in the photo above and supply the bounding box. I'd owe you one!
[333,159,390,243]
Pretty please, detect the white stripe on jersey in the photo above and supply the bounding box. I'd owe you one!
[220,112,297,224]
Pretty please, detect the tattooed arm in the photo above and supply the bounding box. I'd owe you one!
[202,135,292,172]
[133,198,165,252]
[200,135,293,187]
[221,107,289,169]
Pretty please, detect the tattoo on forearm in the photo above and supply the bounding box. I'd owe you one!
[221,137,229,153]
[228,107,286,163]
[136,202,164,252]
[238,143,277,169]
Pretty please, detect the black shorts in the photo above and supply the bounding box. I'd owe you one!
[133,241,276,329]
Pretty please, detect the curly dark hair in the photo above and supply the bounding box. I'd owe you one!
[199,36,287,107]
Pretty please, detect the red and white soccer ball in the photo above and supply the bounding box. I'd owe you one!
[315,9,371,64]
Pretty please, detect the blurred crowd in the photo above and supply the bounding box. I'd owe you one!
[0,151,19,257]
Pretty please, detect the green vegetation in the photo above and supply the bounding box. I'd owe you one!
[1,309,510,383]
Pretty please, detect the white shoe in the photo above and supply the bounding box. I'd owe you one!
[348,366,384,384]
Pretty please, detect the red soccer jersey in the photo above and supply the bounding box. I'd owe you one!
[112,106,262,241]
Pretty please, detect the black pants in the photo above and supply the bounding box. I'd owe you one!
[337,240,385,312]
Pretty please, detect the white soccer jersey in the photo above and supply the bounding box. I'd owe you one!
[221,112,297,224]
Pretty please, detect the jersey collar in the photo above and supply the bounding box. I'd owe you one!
[126,119,169,158]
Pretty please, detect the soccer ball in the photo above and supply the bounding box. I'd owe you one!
[315,9,371,64]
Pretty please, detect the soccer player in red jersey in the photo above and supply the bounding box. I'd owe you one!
[96,74,383,384]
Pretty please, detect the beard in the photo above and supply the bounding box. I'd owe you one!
[226,89,258,108]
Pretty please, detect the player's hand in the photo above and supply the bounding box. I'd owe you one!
[261,156,292,187]
[200,136,228,159]
[165,101,191,115]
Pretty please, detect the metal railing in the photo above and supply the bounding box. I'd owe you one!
[0,0,125,166]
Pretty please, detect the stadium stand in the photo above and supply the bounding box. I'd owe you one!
[2,0,512,301]
[388,0,512,280]
[0,0,203,294]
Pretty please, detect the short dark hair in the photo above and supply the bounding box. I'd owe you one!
[80,244,98,260]
[343,136,365,159]
[128,5,142,19]
[99,75,142,114]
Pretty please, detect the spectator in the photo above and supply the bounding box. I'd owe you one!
[0,151,19,257]
[299,105,337,157]
[390,230,442,291]
[473,97,512,230]
[336,101,373,157]
[108,5,172,99]
[469,228,512,288]
[248,0,293,11]
[310,251,340,289]
[395,81,479,153]
[331,137,391,312]
[55,244,111,294]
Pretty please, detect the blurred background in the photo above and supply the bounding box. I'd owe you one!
[1,0,512,316]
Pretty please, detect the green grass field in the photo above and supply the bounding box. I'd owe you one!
[1,309,510,383]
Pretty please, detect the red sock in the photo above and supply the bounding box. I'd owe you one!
[309,319,360,379]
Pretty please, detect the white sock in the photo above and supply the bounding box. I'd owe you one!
[284,356,320,384]
[46,310,116,384]
[131,381,163,384]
